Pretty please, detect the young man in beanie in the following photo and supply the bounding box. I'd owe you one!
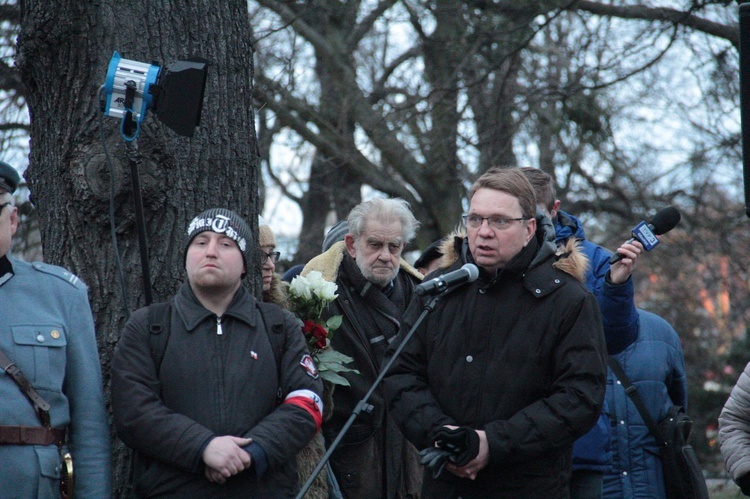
[0,162,112,496]
[112,208,324,497]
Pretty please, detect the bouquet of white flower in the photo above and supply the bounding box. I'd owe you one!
[288,271,359,386]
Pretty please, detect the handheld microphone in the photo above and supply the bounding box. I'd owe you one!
[609,206,681,264]
[416,263,479,296]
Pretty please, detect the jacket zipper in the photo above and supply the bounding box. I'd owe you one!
[216,315,223,335]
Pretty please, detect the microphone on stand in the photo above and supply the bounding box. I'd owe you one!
[415,263,479,296]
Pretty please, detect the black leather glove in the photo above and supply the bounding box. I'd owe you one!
[433,426,480,467]
[738,472,750,496]
[419,446,452,479]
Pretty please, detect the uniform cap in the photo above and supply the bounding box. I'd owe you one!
[0,162,21,194]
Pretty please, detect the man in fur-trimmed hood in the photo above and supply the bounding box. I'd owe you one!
[302,198,424,499]
[384,167,607,498]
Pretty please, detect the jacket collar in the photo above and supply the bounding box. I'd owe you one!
[0,255,13,287]
[555,210,586,243]
[301,240,423,284]
[174,281,257,332]
[443,224,588,298]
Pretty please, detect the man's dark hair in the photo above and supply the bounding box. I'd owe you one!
[469,167,537,219]
[520,167,557,214]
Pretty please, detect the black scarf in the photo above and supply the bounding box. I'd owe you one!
[340,254,411,364]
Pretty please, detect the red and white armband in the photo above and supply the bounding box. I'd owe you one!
[283,389,324,430]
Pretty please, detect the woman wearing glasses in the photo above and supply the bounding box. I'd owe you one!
[258,216,331,498]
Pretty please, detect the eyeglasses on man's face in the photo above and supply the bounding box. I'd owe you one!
[462,214,529,231]
[259,250,281,265]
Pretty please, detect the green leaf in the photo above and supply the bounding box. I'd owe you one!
[320,371,351,386]
[317,349,355,365]
[326,315,343,331]
[322,362,360,374]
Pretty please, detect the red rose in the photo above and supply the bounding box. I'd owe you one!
[302,320,328,350]
[312,324,328,349]
[302,320,317,335]
[312,324,327,340]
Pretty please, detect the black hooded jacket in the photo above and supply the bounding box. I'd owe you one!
[384,228,607,498]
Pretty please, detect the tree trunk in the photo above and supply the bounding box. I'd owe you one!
[16,1,258,494]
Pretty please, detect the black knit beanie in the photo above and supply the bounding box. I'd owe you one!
[184,208,253,270]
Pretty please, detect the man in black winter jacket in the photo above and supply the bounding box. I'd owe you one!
[112,208,323,498]
[384,168,607,498]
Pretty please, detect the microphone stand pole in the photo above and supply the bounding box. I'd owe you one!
[296,293,443,499]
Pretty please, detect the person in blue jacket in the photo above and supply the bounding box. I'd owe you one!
[523,167,642,498]
[0,162,112,497]
[603,309,687,498]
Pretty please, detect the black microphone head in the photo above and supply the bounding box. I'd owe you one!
[649,206,681,235]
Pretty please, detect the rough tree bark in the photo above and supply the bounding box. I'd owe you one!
[295,4,362,263]
[16,1,259,494]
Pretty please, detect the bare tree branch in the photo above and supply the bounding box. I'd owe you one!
[572,1,739,48]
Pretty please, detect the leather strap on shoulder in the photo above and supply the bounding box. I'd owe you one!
[0,348,52,427]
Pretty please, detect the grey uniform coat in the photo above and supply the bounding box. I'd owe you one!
[0,256,112,498]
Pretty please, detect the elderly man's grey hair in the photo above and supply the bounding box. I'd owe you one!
[347,198,420,243]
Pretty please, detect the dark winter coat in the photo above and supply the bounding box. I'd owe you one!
[384,230,607,498]
[302,242,424,499]
[264,272,329,499]
[112,282,323,498]
[603,309,687,499]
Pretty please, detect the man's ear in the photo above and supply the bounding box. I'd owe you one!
[550,199,561,219]
[344,234,357,258]
[524,217,537,245]
[9,205,18,237]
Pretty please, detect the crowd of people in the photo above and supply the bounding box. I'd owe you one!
[0,161,740,498]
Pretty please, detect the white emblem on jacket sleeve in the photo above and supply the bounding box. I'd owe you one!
[300,354,320,379]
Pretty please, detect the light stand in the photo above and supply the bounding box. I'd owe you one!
[116,78,154,304]
[100,51,208,305]
[296,293,443,499]
[125,141,153,305]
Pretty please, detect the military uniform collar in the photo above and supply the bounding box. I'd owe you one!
[0,255,14,287]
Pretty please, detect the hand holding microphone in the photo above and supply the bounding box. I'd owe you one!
[609,206,681,265]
